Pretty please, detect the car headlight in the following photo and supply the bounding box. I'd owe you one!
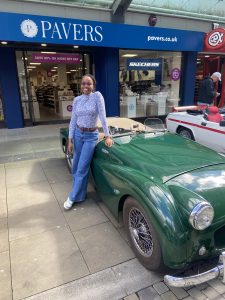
[189,202,214,230]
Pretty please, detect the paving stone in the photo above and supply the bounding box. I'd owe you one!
[168,286,189,299]
[201,286,220,299]
[29,137,60,151]
[188,287,207,300]
[208,279,225,294]
[10,227,89,300]
[73,222,135,273]
[161,291,178,300]
[0,166,5,188]
[5,163,46,187]
[113,258,163,294]
[42,165,72,184]
[51,180,72,204]
[196,282,210,291]
[138,286,161,300]
[124,294,139,300]
[0,189,7,219]
[7,181,56,213]
[153,282,169,295]
[0,251,12,300]
[24,268,126,300]
[182,297,194,300]
[8,200,67,241]
[0,218,9,252]
[63,198,108,232]
[40,157,67,169]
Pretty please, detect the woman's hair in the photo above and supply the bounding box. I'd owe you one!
[82,74,96,89]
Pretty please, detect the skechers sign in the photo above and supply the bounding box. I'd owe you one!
[127,59,162,70]
[0,12,204,51]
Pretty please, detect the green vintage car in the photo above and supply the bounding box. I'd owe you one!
[60,117,225,287]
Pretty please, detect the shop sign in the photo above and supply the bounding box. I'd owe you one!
[32,53,81,64]
[204,28,225,52]
[127,59,162,70]
[0,12,204,51]
[67,105,73,112]
[171,68,181,81]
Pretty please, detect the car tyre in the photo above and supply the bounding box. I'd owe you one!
[123,197,164,270]
[177,127,195,140]
[65,142,73,173]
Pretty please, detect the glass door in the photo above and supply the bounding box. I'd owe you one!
[16,50,34,125]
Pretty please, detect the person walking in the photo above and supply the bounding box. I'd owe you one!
[64,74,114,210]
[197,72,221,106]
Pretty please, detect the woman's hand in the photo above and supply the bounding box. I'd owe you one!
[67,139,73,153]
[105,136,114,148]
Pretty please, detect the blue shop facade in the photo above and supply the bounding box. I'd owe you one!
[0,12,204,128]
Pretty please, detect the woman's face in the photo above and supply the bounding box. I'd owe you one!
[81,76,94,95]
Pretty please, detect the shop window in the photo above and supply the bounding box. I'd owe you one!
[119,50,182,118]
[16,50,91,122]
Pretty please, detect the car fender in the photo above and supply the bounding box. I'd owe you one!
[95,164,189,268]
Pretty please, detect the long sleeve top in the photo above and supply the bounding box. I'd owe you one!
[69,91,110,138]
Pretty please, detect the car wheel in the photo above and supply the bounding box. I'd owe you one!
[65,143,73,173]
[177,127,195,140]
[123,197,164,270]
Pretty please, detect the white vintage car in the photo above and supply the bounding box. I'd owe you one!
[166,106,225,153]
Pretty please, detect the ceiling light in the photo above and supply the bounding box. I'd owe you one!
[28,66,36,69]
[66,71,71,74]
[122,54,138,57]
[73,46,79,48]
[41,51,56,54]
[53,67,58,69]
[51,69,57,72]
[41,43,47,47]
[80,59,82,62]
[205,55,210,58]
[1,41,8,45]
[30,63,41,65]
[70,70,77,72]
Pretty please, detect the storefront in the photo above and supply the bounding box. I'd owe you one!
[194,28,225,107]
[0,12,204,128]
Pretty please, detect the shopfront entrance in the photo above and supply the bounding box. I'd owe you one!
[16,50,91,124]
[194,54,224,106]
[196,27,225,107]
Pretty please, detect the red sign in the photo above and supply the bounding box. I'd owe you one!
[204,28,225,52]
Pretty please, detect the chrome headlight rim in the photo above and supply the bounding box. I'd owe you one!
[189,202,214,231]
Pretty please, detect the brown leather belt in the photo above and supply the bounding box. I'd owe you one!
[77,124,97,132]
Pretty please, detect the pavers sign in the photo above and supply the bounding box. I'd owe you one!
[0,12,204,51]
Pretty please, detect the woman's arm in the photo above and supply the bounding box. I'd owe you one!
[96,92,113,147]
[68,97,78,139]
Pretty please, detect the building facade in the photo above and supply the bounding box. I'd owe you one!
[0,0,224,128]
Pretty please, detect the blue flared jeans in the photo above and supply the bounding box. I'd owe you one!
[69,127,99,203]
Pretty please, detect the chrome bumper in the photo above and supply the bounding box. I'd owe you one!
[164,252,225,288]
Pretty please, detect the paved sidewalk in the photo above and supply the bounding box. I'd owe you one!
[1,125,225,300]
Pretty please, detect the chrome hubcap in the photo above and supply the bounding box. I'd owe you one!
[180,130,191,139]
[129,208,153,257]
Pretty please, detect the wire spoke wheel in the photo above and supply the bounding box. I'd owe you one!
[129,207,153,258]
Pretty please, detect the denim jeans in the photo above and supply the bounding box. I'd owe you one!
[69,127,99,203]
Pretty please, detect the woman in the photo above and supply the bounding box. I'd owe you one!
[64,74,114,210]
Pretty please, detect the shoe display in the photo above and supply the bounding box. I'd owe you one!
[63,197,74,210]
